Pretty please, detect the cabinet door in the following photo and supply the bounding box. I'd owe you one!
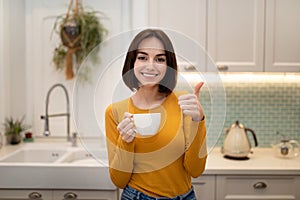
[207,0,265,72]
[216,175,300,200]
[148,0,207,72]
[53,190,118,200]
[0,190,52,200]
[192,175,215,200]
[265,0,300,72]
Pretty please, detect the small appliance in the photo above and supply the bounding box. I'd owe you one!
[222,120,258,160]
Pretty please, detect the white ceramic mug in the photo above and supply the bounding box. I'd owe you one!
[133,113,161,136]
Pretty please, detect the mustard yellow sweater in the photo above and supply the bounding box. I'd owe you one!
[105,92,207,198]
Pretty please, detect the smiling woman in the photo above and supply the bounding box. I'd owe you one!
[105,29,207,199]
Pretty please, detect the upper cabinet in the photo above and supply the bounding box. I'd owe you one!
[149,0,300,72]
[148,0,207,72]
[207,0,265,72]
[207,0,300,72]
[265,0,300,72]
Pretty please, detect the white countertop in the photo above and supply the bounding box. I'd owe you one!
[0,139,299,189]
[205,148,300,175]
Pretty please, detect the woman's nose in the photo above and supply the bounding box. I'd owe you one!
[145,63,155,70]
[145,59,156,68]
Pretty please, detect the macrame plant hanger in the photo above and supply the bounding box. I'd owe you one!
[60,0,83,80]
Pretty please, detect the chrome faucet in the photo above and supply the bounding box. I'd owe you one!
[40,83,71,141]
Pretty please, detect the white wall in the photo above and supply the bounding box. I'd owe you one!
[25,0,134,137]
[0,0,4,129]
[0,0,27,127]
[0,0,150,138]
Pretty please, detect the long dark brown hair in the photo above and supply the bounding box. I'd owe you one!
[122,29,178,95]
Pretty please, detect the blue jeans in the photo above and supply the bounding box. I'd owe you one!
[121,185,197,200]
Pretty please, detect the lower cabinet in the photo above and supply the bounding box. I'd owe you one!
[0,190,52,200]
[53,190,118,200]
[192,175,216,200]
[0,189,118,200]
[192,174,300,200]
[1,176,299,200]
[216,175,300,200]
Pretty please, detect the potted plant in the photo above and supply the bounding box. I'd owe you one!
[3,116,30,145]
[52,0,108,80]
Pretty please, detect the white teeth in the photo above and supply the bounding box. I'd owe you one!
[142,73,157,77]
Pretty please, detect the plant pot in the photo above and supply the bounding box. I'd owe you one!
[6,134,21,145]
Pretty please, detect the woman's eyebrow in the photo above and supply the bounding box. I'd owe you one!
[156,53,166,57]
[137,51,166,57]
[137,51,148,55]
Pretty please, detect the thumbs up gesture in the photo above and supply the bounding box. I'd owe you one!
[178,82,204,122]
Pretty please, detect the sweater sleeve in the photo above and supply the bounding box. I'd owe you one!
[105,104,135,189]
[183,115,207,178]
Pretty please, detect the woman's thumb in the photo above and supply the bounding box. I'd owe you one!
[194,82,204,97]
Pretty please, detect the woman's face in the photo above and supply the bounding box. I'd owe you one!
[134,37,167,88]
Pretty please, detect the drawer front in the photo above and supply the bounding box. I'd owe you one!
[217,175,299,200]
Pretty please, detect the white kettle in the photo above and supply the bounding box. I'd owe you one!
[222,121,258,159]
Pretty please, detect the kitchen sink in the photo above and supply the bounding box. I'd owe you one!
[0,142,108,166]
[0,148,67,163]
[59,149,108,166]
[0,142,115,190]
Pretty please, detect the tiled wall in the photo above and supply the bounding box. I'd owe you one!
[178,73,300,148]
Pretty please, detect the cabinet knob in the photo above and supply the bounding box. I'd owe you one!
[64,192,78,199]
[253,181,267,189]
[217,65,229,71]
[28,192,42,199]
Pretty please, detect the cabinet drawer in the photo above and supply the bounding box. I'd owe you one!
[53,190,118,200]
[217,175,299,200]
[0,190,52,200]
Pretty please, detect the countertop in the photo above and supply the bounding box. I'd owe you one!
[0,139,299,190]
[205,147,300,175]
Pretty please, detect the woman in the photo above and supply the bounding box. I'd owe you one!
[105,29,207,199]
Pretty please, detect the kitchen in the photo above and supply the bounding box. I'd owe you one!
[0,0,300,199]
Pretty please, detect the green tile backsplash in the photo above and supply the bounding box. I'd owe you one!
[177,74,300,148]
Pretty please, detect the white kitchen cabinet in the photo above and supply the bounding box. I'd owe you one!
[0,190,52,200]
[53,190,118,200]
[0,189,118,200]
[265,0,300,72]
[207,0,300,72]
[207,0,265,72]
[148,0,207,72]
[192,175,216,200]
[216,175,300,200]
[148,0,206,49]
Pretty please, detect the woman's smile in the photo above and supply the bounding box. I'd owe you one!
[141,72,159,78]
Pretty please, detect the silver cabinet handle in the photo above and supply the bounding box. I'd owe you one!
[28,192,42,199]
[253,181,267,189]
[217,65,229,71]
[64,192,78,199]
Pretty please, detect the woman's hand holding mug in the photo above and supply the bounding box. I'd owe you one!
[117,112,136,143]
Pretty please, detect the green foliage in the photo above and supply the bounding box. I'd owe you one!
[3,116,30,135]
[52,7,108,77]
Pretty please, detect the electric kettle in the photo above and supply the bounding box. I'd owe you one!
[222,120,258,159]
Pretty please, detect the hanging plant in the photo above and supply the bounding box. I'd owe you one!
[52,0,108,80]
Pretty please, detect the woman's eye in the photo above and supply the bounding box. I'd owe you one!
[137,56,147,61]
[156,57,166,63]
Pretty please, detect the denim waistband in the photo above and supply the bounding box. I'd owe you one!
[121,185,196,200]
